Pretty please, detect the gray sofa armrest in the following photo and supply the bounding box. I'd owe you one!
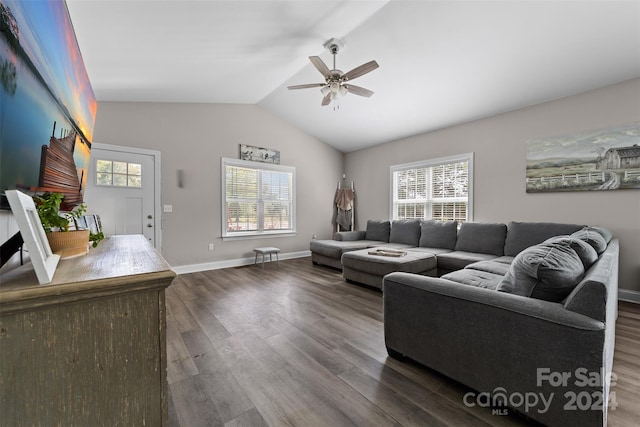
[383,272,608,427]
[564,239,619,322]
[334,230,366,241]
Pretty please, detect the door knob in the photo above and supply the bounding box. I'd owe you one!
[147,215,153,219]
[147,223,153,228]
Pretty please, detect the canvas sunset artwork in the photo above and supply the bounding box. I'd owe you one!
[0,0,96,208]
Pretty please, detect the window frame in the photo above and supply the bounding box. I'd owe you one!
[94,159,143,189]
[221,157,296,240]
[389,153,474,222]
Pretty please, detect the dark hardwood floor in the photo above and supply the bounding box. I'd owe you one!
[166,257,640,427]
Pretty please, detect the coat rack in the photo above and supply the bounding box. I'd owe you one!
[334,180,355,233]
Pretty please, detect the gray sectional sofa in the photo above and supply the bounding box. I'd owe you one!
[310,219,619,427]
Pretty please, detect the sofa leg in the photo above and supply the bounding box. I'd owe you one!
[386,346,406,360]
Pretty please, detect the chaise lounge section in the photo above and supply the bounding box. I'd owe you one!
[309,220,391,270]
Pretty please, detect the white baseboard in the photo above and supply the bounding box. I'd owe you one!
[619,289,640,304]
[171,250,311,275]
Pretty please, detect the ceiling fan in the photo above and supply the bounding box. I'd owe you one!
[288,38,379,106]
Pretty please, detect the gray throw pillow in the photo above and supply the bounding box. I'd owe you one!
[589,226,613,244]
[419,220,458,249]
[497,241,585,302]
[454,222,507,256]
[544,236,598,270]
[365,220,390,242]
[571,228,607,255]
[389,219,421,246]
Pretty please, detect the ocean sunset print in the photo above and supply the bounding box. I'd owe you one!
[0,0,96,208]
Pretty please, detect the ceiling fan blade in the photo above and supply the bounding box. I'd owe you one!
[287,83,325,90]
[309,56,331,79]
[343,60,379,81]
[344,84,374,97]
[321,93,332,106]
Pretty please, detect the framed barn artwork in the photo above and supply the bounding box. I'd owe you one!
[240,144,280,164]
[526,122,640,193]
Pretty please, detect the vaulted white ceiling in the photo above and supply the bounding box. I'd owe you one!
[67,0,640,153]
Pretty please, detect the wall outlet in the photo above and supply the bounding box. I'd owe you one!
[208,243,214,251]
[163,204,173,213]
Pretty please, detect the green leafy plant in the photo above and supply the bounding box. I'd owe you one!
[90,231,105,248]
[34,193,87,232]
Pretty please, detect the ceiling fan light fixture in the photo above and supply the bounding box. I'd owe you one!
[288,37,379,106]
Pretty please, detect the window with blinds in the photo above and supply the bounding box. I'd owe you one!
[390,153,473,223]
[222,158,295,238]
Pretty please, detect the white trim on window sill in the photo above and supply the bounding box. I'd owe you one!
[221,231,297,241]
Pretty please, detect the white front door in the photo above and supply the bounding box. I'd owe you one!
[85,146,159,247]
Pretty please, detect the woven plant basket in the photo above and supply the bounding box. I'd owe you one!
[46,229,90,259]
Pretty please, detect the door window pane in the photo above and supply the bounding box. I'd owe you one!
[95,160,142,188]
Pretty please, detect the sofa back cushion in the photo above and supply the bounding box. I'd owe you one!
[365,220,390,242]
[389,219,421,246]
[419,220,458,249]
[503,221,584,256]
[454,222,507,256]
[496,240,585,302]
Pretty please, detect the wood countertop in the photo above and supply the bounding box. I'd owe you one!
[0,235,176,313]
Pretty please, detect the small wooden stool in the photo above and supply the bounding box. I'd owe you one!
[253,247,280,269]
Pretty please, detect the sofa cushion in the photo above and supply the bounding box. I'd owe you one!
[419,220,457,250]
[491,256,515,264]
[496,240,585,302]
[454,222,507,256]
[436,251,498,272]
[544,236,598,270]
[407,247,453,256]
[380,243,418,250]
[334,230,366,241]
[503,221,584,256]
[389,219,421,246]
[365,220,390,242]
[441,269,504,290]
[571,227,607,255]
[309,240,379,259]
[465,260,511,276]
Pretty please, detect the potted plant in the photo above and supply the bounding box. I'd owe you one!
[34,192,91,258]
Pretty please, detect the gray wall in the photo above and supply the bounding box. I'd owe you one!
[92,102,343,267]
[345,78,640,291]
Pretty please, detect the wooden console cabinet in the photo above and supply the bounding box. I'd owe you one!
[0,235,175,426]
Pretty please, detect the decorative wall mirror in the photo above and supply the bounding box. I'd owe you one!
[5,190,60,284]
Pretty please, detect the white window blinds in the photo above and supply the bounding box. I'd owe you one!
[391,153,473,223]
[222,158,295,237]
